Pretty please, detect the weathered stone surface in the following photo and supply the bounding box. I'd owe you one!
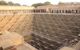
[30,14,80,50]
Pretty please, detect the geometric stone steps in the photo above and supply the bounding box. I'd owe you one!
[0,14,33,37]
[31,14,80,50]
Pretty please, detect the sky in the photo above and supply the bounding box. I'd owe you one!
[3,0,80,6]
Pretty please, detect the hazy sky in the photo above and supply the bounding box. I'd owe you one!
[3,0,80,6]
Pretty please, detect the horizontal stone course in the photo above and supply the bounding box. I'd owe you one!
[30,14,80,50]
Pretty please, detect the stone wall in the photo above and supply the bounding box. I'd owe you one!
[29,14,80,50]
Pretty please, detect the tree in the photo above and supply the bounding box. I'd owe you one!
[0,0,8,5]
[14,3,21,6]
[8,1,21,6]
[32,1,51,7]
[0,1,21,6]
[8,1,14,6]
[44,1,51,5]
[32,3,43,7]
